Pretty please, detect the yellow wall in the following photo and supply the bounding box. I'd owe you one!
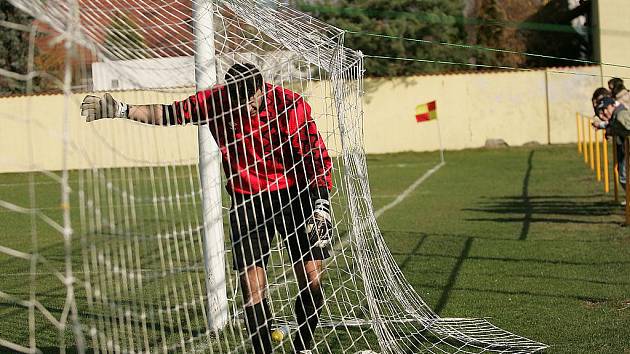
[363,71,546,153]
[547,67,602,143]
[0,89,199,173]
[362,67,599,153]
[595,0,630,82]
[0,67,599,173]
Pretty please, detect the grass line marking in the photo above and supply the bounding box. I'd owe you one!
[374,161,445,219]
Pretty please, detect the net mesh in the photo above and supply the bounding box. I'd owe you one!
[1,0,547,353]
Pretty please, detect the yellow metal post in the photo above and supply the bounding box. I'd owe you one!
[583,117,589,164]
[613,135,619,202]
[603,134,609,193]
[577,113,582,154]
[595,129,601,181]
[589,123,595,170]
[625,137,630,226]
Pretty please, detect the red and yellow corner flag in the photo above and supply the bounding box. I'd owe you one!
[415,100,437,123]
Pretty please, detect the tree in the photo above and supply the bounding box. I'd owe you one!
[104,14,147,60]
[522,0,591,67]
[298,0,469,77]
[475,0,522,67]
[0,2,33,94]
[472,0,591,69]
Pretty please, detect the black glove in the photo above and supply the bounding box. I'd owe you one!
[81,93,128,121]
[305,188,332,250]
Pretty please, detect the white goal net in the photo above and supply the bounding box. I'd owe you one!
[0,0,547,353]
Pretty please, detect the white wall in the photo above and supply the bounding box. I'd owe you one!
[361,66,599,154]
[594,0,630,83]
[0,67,599,173]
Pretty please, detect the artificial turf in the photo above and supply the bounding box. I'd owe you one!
[1,144,628,353]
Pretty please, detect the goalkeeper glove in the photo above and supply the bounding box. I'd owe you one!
[305,188,332,250]
[81,93,128,121]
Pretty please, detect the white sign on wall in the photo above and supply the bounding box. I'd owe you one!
[91,51,311,91]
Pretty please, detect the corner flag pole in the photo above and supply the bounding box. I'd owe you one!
[436,111,445,164]
[193,0,228,331]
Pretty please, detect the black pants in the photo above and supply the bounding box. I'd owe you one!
[230,187,330,270]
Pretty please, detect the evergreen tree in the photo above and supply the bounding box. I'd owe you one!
[299,0,469,77]
[472,0,590,68]
[104,15,147,60]
[0,2,33,94]
[475,0,508,67]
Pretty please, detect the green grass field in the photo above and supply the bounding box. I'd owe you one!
[1,144,629,353]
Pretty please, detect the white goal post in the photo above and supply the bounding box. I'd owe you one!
[193,0,229,332]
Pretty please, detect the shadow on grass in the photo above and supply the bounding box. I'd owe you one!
[415,283,612,304]
[387,229,630,314]
[0,300,208,351]
[388,229,622,243]
[465,150,623,229]
[39,347,81,353]
[390,230,474,315]
[398,233,428,271]
[390,244,630,267]
[434,237,473,315]
[519,151,534,240]
[468,196,620,218]
[388,228,629,266]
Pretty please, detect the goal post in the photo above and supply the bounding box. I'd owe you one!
[192,0,229,332]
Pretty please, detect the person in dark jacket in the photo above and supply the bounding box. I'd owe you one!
[593,96,630,201]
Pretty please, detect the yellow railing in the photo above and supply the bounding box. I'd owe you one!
[577,112,630,225]
[625,137,630,226]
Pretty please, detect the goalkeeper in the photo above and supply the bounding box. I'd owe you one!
[82,63,333,354]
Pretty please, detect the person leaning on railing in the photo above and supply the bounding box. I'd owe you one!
[590,87,611,132]
[592,87,612,108]
[592,96,630,205]
[609,78,630,109]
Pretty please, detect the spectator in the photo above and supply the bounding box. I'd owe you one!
[592,87,611,115]
[608,77,623,92]
[610,79,630,109]
[593,96,630,204]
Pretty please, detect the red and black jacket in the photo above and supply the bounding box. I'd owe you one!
[169,83,333,195]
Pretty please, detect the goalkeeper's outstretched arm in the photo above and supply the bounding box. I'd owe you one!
[128,104,166,125]
[81,91,218,126]
[81,93,168,125]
